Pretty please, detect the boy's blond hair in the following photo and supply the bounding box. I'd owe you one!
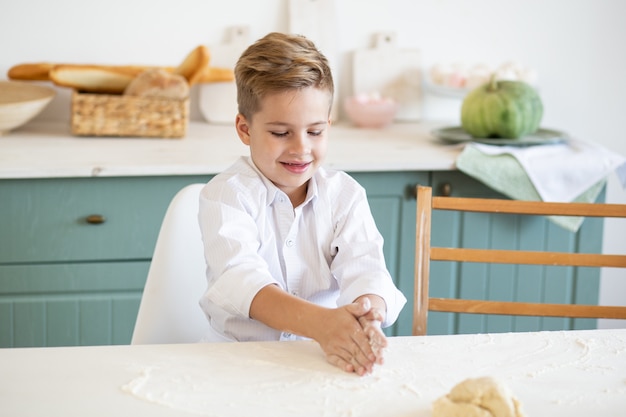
[235,32,334,120]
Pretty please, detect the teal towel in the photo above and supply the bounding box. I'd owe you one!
[456,145,606,232]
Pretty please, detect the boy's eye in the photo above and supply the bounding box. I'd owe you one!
[269,129,323,138]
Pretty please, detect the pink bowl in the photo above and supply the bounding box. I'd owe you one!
[343,95,398,128]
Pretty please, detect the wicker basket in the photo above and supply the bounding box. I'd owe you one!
[71,91,189,138]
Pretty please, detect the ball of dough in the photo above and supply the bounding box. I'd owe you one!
[432,376,525,417]
[124,68,189,100]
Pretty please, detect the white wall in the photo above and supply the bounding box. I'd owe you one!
[2,0,624,324]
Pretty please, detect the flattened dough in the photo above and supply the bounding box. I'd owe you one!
[432,376,525,417]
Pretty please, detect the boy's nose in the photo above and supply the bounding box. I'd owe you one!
[290,133,310,154]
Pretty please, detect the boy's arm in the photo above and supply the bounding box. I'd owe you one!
[249,284,381,376]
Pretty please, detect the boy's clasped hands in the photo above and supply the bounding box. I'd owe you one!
[314,296,388,377]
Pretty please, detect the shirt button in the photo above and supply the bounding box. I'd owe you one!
[286,239,294,247]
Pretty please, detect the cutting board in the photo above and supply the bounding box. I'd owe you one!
[288,0,339,121]
[199,26,250,124]
[352,32,422,121]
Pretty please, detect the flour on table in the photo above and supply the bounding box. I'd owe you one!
[120,340,422,417]
[118,331,625,417]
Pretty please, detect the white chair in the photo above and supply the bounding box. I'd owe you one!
[131,183,210,344]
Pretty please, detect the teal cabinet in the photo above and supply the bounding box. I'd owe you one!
[0,176,210,347]
[0,170,604,347]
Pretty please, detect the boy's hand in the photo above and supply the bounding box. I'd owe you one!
[315,297,387,376]
[357,300,387,363]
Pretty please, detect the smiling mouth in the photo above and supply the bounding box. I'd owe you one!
[281,161,311,172]
[282,161,310,167]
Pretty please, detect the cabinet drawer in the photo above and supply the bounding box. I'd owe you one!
[0,176,209,263]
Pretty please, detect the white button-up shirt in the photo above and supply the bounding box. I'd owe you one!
[198,156,406,342]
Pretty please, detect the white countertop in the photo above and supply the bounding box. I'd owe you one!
[0,120,460,179]
[1,329,624,417]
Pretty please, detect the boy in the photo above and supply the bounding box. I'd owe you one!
[198,32,406,376]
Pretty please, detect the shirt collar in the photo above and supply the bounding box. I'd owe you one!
[243,156,319,208]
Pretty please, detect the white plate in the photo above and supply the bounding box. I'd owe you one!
[424,82,471,98]
[432,126,568,146]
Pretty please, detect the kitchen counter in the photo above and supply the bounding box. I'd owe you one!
[0,120,459,179]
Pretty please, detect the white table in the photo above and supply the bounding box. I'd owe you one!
[1,329,624,417]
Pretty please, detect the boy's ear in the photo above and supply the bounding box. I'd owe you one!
[235,114,251,145]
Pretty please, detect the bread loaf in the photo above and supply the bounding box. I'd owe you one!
[124,68,189,99]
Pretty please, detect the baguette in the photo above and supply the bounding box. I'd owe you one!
[197,66,235,83]
[9,62,155,83]
[174,45,211,84]
[8,63,56,81]
[49,65,141,94]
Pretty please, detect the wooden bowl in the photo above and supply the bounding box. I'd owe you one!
[0,81,55,135]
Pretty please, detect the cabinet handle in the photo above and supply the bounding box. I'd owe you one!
[438,183,452,197]
[85,214,106,225]
[409,183,453,199]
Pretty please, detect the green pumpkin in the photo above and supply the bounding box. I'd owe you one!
[461,76,543,139]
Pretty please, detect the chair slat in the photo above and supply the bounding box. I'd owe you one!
[432,196,626,217]
[429,298,626,320]
[431,247,626,268]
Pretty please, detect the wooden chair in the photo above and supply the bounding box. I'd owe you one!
[413,185,626,336]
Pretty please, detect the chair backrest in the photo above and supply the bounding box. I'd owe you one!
[131,183,210,344]
[413,185,626,336]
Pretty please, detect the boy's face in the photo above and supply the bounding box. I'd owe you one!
[235,87,331,206]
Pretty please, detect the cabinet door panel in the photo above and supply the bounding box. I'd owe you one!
[366,197,400,277]
[46,299,79,346]
[572,214,605,330]
[0,261,148,347]
[79,298,113,346]
[12,301,45,347]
